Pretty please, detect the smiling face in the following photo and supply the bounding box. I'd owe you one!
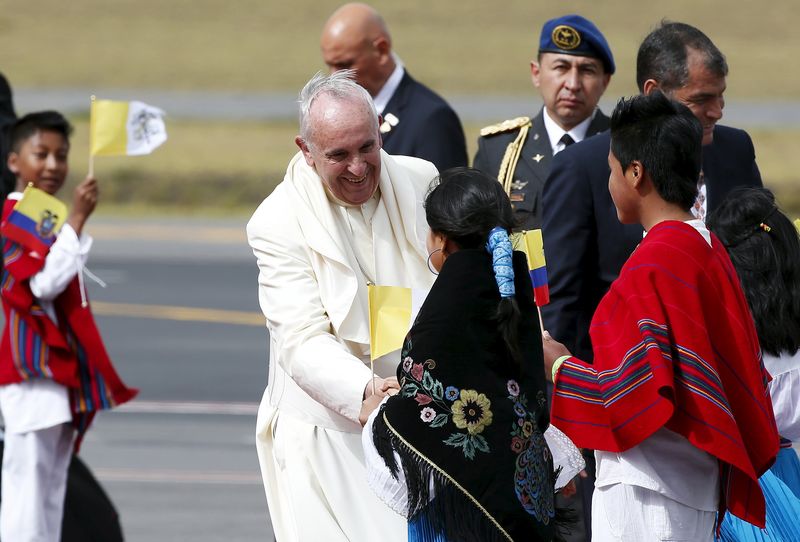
[667,50,726,145]
[531,52,610,131]
[296,93,381,205]
[8,130,69,195]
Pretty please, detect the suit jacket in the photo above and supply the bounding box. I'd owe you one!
[541,125,763,361]
[247,150,437,435]
[381,71,468,172]
[473,109,609,231]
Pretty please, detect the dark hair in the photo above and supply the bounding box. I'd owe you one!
[610,91,702,211]
[636,21,728,92]
[706,187,800,356]
[9,111,72,153]
[424,167,522,362]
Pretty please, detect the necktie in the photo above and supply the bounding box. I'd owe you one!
[560,133,575,147]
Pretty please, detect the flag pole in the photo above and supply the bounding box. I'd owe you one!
[88,95,96,178]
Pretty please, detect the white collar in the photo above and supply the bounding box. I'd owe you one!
[542,107,596,155]
[373,60,405,115]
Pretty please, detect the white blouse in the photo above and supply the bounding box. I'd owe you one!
[763,350,800,442]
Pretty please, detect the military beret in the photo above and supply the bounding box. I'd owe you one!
[538,14,615,74]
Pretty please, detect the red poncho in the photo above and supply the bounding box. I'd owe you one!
[551,220,779,527]
[0,198,137,445]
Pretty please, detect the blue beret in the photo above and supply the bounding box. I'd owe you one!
[539,14,615,75]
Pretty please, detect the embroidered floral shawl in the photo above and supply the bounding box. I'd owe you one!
[373,249,558,541]
[551,221,779,528]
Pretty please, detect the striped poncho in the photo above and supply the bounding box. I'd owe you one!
[0,197,137,447]
[551,220,779,528]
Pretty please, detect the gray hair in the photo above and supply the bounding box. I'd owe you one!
[298,70,378,143]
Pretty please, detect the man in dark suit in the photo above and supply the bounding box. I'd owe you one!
[474,15,614,231]
[321,3,467,172]
[541,22,762,539]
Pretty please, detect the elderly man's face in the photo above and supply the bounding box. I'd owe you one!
[667,50,726,146]
[531,53,610,131]
[297,95,382,205]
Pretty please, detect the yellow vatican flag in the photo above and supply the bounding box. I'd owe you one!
[794,218,800,233]
[368,285,428,361]
[90,98,167,156]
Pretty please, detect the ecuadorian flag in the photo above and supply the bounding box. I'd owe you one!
[513,229,550,306]
[1,185,67,255]
[368,285,427,361]
[90,99,167,157]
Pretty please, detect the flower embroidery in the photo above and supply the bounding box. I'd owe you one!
[398,354,492,460]
[507,379,520,397]
[451,390,493,435]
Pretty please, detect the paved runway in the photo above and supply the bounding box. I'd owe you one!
[76,217,274,541]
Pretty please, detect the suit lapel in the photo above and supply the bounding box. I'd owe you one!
[513,111,553,187]
[380,72,412,142]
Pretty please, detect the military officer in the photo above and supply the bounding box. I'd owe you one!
[473,14,615,230]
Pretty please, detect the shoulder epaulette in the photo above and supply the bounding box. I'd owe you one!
[480,116,531,137]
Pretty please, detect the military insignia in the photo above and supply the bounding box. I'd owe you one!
[380,121,392,134]
[480,116,531,137]
[510,194,525,202]
[552,25,581,50]
[533,133,540,141]
[533,154,545,163]
[384,113,400,127]
[511,180,528,191]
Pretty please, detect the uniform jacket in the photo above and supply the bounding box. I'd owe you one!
[247,150,437,436]
[541,125,763,361]
[473,109,609,231]
[380,72,468,173]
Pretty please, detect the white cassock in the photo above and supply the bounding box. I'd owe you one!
[247,150,437,542]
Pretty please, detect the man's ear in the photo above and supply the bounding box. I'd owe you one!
[642,79,659,96]
[295,136,315,167]
[374,36,391,61]
[530,60,542,88]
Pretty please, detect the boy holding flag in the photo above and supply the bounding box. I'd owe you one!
[0,111,137,542]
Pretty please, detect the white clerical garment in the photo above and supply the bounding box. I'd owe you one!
[247,150,437,542]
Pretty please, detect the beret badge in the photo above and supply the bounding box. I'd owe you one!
[551,25,581,50]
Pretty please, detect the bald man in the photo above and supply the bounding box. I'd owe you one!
[321,3,467,172]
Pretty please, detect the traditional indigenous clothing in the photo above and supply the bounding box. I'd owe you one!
[366,249,560,542]
[718,350,800,541]
[0,193,137,542]
[247,150,437,542]
[551,220,780,537]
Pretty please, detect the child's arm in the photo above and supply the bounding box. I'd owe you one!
[29,176,97,300]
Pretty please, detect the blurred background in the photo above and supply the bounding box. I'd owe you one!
[1,1,797,540]
[2,0,798,215]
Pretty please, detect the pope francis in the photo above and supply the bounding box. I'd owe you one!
[247,70,437,541]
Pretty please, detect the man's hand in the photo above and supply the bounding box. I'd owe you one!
[67,176,99,236]
[359,393,385,426]
[363,376,400,400]
[542,330,571,382]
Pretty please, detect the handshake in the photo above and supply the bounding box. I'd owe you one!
[358,376,400,426]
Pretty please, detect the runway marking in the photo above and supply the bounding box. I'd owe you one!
[115,400,259,416]
[94,467,262,485]
[90,224,245,243]
[91,301,264,327]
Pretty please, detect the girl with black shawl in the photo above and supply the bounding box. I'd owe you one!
[360,168,572,542]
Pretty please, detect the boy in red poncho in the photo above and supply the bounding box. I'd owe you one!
[543,93,779,541]
[0,112,137,542]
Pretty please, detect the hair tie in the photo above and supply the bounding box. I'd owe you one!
[486,227,515,298]
[759,222,771,233]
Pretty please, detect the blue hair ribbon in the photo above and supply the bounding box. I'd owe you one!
[486,226,515,298]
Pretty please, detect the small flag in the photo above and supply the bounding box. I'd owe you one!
[512,229,550,306]
[368,285,427,361]
[1,185,67,255]
[90,99,167,156]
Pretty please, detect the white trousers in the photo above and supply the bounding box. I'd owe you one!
[257,406,407,542]
[1,423,73,542]
[592,483,715,542]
